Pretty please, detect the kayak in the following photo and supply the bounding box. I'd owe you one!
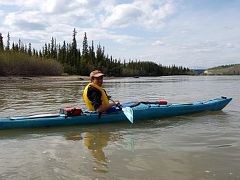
[0,97,232,130]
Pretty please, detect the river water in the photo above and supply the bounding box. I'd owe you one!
[0,76,239,180]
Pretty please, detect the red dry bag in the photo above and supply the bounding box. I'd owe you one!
[60,107,82,116]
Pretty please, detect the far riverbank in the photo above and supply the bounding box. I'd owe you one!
[0,75,124,83]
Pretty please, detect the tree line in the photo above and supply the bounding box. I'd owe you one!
[0,30,192,76]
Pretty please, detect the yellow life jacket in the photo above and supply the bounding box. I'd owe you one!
[83,83,109,111]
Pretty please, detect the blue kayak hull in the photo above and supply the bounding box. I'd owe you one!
[0,97,232,130]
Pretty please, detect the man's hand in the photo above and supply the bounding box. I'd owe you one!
[114,101,120,106]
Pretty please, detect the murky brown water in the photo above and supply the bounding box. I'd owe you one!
[0,76,239,180]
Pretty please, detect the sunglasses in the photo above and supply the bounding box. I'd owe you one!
[93,76,103,80]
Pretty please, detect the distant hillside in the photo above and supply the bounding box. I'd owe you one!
[204,64,240,75]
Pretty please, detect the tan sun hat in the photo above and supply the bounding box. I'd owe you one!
[90,70,105,79]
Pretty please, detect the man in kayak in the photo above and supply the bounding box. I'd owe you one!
[83,70,120,113]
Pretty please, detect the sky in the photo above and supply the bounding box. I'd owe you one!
[0,0,240,69]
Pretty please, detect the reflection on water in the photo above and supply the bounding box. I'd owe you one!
[83,132,110,163]
[65,130,121,173]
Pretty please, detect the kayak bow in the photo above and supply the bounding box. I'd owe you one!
[0,97,232,130]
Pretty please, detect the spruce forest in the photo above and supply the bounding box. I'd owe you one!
[0,29,192,76]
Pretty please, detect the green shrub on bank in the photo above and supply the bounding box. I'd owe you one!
[0,51,63,76]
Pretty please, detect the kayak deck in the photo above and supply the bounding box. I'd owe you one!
[0,97,232,130]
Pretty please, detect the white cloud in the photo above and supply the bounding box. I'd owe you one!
[76,28,139,44]
[1,0,178,36]
[41,0,60,13]
[0,0,141,48]
[102,4,142,28]
[40,0,84,14]
[0,0,40,9]
[4,11,46,28]
[139,1,176,29]
[152,40,165,46]
[193,48,213,53]
[102,0,177,29]
[3,11,51,39]
[225,43,234,48]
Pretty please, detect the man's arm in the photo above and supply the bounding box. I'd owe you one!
[88,87,118,113]
[96,102,119,113]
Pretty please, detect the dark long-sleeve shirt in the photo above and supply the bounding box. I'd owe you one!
[87,85,103,110]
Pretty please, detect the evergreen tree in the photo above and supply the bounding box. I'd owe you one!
[24,44,28,53]
[32,48,36,56]
[39,50,43,58]
[0,33,3,51]
[28,43,32,56]
[6,32,10,51]
[82,32,89,59]
[44,43,48,58]
[48,43,51,58]
[72,28,78,68]
[18,39,24,53]
[54,38,57,59]
[89,40,95,65]
[50,37,55,58]
[18,39,21,49]
[96,44,104,68]
[61,41,67,64]
[72,29,77,51]
[12,42,16,51]
[80,32,91,75]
